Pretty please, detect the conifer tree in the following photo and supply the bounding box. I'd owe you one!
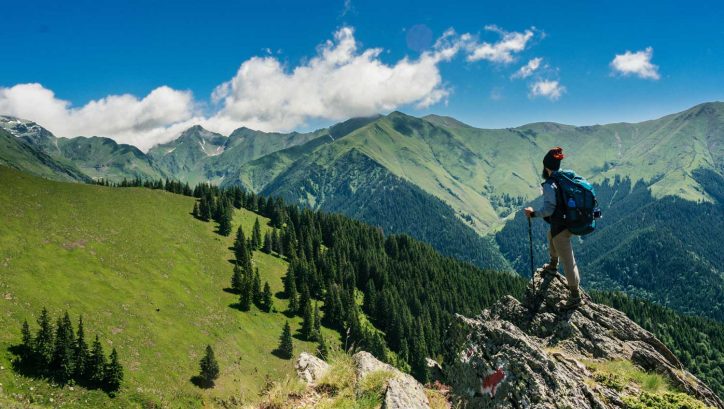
[252,268,262,306]
[218,204,233,236]
[251,218,262,249]
[88,335,107,387]
[234,227,252,273]
[283,265,297,298]
[74,315,89,380]
[410,330,429,384]
[299,286,311,319]
[277,322,293,359]
[231,263,243,293]
[288,286,299,315]
[261,282,273,312]
[263,232,272,254]
[271,228,280,255]
[301,302,314,340]
[199,196,212,221]
[198,345,219,388]
[192,202,200,219]
[21,319,33,362]
[239,275,252,312]
[51,312,76,382]
[35,307,54,371]
[104,348,124,393]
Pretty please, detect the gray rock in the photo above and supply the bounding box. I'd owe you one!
[352,351,430,409]
[443,269,724,409]
[295,352,330,384]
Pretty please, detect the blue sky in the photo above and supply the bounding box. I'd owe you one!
[1,0,723,149]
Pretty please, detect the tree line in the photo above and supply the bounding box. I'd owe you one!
[14,308,123,394]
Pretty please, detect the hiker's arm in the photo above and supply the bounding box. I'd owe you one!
[531,183,557,218]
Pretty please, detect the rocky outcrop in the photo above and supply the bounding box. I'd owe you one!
[295,352,330,384]
[443,269,724,409]
[353,352,430,409]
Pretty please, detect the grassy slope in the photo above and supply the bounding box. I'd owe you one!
[0,167,333,408]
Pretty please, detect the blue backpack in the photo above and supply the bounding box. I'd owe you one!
[551,170,601,235]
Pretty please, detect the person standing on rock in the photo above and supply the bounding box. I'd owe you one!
[524,147,583,309]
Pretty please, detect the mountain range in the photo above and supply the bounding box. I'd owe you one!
[1,102,722,320]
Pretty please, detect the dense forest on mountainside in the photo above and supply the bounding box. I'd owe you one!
[496,171,724,321]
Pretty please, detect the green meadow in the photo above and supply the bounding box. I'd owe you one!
[0,167,335,408]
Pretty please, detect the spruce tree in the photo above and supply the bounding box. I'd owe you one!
[35,307,54,371]
[218,204,232,236]
[263,232,272,254]
[88,335,107,387]
[317,335,329,360]
[277,322,293,359]
[261,282,273,312]
[239,276,252,312]
[231,263,243,293]
[198,345,219,388]
[271,228,280,255]
[51,311,76,382]
[21,319,33,362]
[104,348,124,393]
[192,202,200,219]
[252,268,262,306]
[199,196,212,221]
[234,227,252,274]
[288,286,299,315]
[283,265,297,298]
[301,302,314,340]
[251,218,262,249]
[74,316,89,380]
[299,286,311,319]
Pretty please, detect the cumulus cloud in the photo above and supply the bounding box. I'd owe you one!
[511,57,542,79]
[610,47,660,80]
[529,80,565,101]
[206,26,462,134]
[466,25,535,63]
[0,83,198,150]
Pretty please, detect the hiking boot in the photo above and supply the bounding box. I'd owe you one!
[541,260,558,276]
[561,287,584,310]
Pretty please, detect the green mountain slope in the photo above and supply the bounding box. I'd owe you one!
[0,167,324,407]
[56,136,166,181]
[0,116,165,182]
[0,129,90,183]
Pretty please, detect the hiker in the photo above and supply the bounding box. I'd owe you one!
[524,147,582,309]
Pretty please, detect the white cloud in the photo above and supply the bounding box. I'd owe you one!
[610,47,660,80]
[466,25,535,63]
[206,26,461,134]
[511,57,542,79]
[342,0,353,16]
[529,80,565,101]
[0,83,198,151]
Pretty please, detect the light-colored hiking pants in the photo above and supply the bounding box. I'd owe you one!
[547,229,581,292]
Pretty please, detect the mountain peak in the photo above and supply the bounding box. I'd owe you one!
[444,270,723,408]
[422,114,472,128]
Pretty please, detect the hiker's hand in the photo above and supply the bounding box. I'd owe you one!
[524,207,534,218]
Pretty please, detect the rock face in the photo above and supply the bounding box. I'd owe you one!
[353,351,430,409]
[295,352,330,384]
[443,269,724,409]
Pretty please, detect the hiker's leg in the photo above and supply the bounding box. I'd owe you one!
[546,230,558,268]
[552,230,580,291]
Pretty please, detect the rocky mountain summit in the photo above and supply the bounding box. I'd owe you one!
[443,269,724,408]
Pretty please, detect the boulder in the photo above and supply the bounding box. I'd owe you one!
[295,352,330,385]
[353,351,430,409]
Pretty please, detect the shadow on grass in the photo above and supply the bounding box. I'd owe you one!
[271,348,292,360]
[222,287,238,295]
[190,375,214,389]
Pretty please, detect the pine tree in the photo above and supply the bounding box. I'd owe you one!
[410,331,429,384]
[198,345,219,388]
[88,335,107,387]
[261,282,273,312]
[263,232,272,254]
[301,302,314,340]
[104,348,124,393]
[21,319,33,362]
[199,196,212,221]
[299,286,311,319]
[288,286,299,315]
[218,204,233,236]
[239,275,252,312]
[35,307,54,371]
[277,322,293,359]
[234,227,252,273]
[251,218,262,249]
[74,315,89,380]
[52,311,76,382]
[192,201,200,219]
[252,269,262,306]
[271,228,280,255]
[231,263,243,293]
[312,302,322,342]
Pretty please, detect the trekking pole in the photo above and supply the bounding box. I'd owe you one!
[527,217,534,277]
